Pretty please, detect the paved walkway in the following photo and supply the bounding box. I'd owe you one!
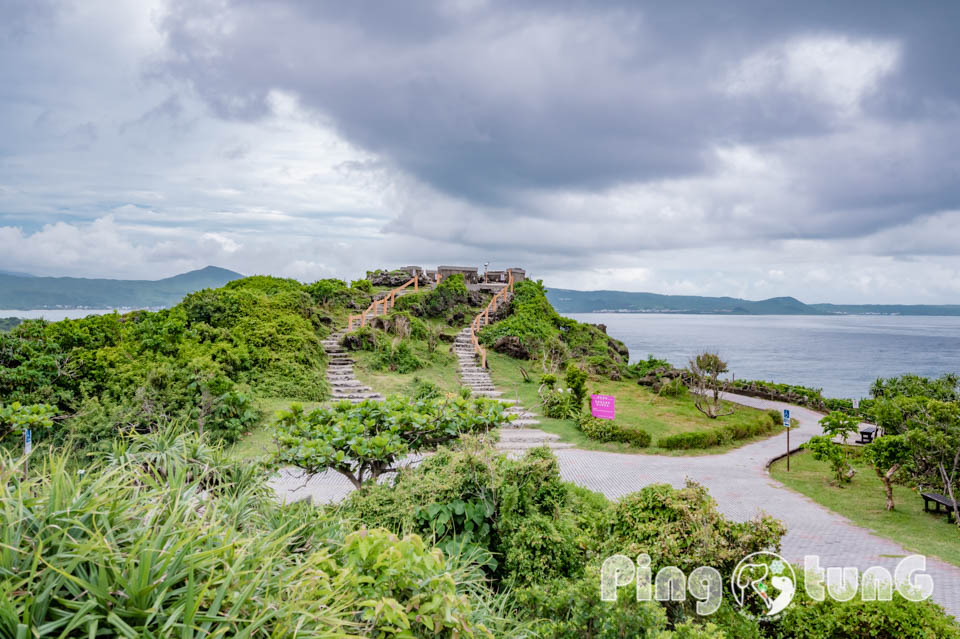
[270,387,960,618]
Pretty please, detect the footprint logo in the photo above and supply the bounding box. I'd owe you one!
[732,552,797,620]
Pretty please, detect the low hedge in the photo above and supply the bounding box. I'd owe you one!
[577,414,651,447]
[657,412,781,450]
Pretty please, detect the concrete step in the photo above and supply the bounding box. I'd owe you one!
[472,390,503,397]
[498,429,560,442]
[506,418,542,427]
[496,441,575,451]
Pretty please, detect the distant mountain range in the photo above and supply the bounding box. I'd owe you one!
[546,288,960,316]
[0,266,244,310]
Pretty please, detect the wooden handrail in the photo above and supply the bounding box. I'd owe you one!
[347,275,419,330]
[470,270,515,369]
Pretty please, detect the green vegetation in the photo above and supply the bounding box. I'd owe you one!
[479,280,630,379]
[0,433,513,638]
[0,275,374,453]
[488,351,784,455]
[0,318,20,332]
[771,450,960,568]
[0,265,242,309]
[274,396,511,488]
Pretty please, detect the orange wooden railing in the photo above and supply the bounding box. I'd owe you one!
[348,275,419,330]
[470,270,515,368]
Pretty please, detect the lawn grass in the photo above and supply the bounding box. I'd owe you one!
[770,449,960,568]
[485,351,783,455]
[352,336,466,397]
[230,396,324,460]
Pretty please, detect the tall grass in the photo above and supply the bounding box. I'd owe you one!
[0,430,513,638]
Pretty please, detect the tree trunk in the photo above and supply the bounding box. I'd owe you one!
[938,462,960,530]
[879,463,900,511]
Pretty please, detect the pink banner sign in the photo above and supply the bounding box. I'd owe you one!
[590,394,616,420]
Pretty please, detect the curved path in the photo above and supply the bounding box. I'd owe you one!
[270,389,960,618]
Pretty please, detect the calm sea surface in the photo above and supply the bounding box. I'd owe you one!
[566,313,960,400]
[0,309,122,321]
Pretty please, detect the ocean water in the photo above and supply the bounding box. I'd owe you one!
[0,309,122,321]
[566,313,960,400]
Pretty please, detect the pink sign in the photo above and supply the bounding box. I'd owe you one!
[590,394,616,420]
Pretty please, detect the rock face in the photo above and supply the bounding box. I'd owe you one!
[636,366,687,391]
[367,269,429,287]
[491,335,531,360]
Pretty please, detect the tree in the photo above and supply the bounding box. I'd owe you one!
[819,411,859,444]
[862,435,911,511]
[688,352,733,419]
[273,396,509,489]
[803,435,854,484]
[0,402,56,446]
[902,400,960,530]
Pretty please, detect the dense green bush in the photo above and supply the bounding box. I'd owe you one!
[0,434,507,639]
[478,280,629,378]
[274,395,510,488]
[395,274,472,320]
[350,277,374,293]
[0,275,354,450]
[870,373,959,402]
[766,570,960,639]
[341,325,380,351]
[578,414,652,447]
[657,412,781,450]
[372,338,425,373]
[605,481,785,576]
[629,355,673,378]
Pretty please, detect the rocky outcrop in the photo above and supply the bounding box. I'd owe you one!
[491,335,531,360]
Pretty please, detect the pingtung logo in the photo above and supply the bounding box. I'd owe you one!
[731,552,797,620]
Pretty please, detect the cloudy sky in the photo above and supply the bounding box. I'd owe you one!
[2,0,959,303]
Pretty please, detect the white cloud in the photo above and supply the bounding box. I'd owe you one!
[725,35,901,116]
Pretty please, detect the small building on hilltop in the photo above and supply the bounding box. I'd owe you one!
[438,265,480,284]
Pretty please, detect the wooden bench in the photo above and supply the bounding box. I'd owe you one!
[857,426,877,444]
[921,492,959,515]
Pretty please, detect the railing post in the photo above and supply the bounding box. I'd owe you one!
[414,277,418,292]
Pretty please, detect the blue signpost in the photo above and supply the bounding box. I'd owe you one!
[783,409,791,471]
[24,428,31,455]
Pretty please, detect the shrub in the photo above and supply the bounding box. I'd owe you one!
[605,481,785,577]
[578,414,651,447]
[803,435,854,484]
[0,438,502,639]
[819,410,860,444]
[767,570,960,639]
[273,395,510,488]
[341,325,380,351]
[659,377,688,398]
[478,280,628,378]
[542,387,579,419]
[372,339,424,373]
[628,355,672,378]
[657,412,780,449]
[350,278,374,293]
[564,362,588,412]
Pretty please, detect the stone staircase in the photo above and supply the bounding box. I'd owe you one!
[454,327,573,454]
[321,330,385,403]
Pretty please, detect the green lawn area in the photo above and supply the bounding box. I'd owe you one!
[352,337,465,397]
[485,351,783,455]
[770,449,960,568]
[230,396,324,460]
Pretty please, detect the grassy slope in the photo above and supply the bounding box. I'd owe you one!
[770,450,960,567]
[486,350,783,455]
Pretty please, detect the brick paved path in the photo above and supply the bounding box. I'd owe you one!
[271,391,960,618]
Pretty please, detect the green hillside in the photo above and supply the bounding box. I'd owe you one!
[0,265,244,309]
[546,288,960,316]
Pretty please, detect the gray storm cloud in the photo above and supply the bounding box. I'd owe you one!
[0,0,958,303]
